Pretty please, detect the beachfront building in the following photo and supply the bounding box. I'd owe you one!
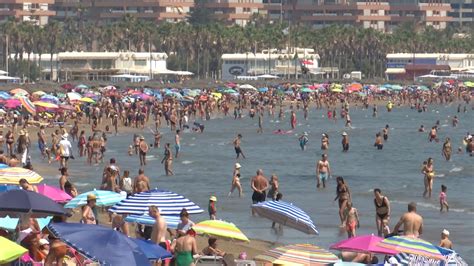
[9,51,191,81]
[449,0,474,28]
[0,0,55,25]
[221,47,339,80]
[52,0,192,22]
[385,53,474,80]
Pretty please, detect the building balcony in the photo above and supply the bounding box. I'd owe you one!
[425,16,452,22]
[15,10,56,16]
[2,0,54,4]
[204,3,263,9]
[357,15,391,21]
[300,15,356,21]
[100,12,160,18]
[94,0,161,7]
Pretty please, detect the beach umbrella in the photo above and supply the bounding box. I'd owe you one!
[330,235,398,255]
[103,85,116,91]
[75,84,89,90]
[0,216,51,231]
[0,167,43,184]
[238,84,256,90]
[301,87,313,93]
[0,236,28,263]
[59,104,76,111]
[32,90,46,97]
[377,235,444,260]
[109,189,203,215]
[255,244,339,265]
[67,92,82,101]
[131,238,173,261]
[40,94,59,104]
[223,89,237,94]
[193,220,250,242]
[346,83,362,93]
[4,99,20,109]
[464,81,474,88]
[10,88,28,96]
[211,92,222,100]
[258,87,268,93]
[47,223,150,266]
[64,190,126,208]
[37,184,72,203]
[124,213,181,229]
[0,189,66,218]
[79,97,96,103]
[226,82,237,88]
[19,97,36,115]
[0,163,8,169]
[33,101,59,109]
[0,91,11,100]
[252,200,318,235]
[0,185,18,192]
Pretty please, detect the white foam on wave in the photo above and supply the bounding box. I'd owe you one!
[188,143,196,146]
[181,160,193,165]
[449,167,463,173]
[392,200,471,214]
[74,182,90,187]
[434,174,445,178]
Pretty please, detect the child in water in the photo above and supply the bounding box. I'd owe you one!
[208,196,217,220]
[344,201,360,238]
[440,185,449,212]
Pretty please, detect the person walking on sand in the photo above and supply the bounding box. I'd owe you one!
[138,136,149,166]
[228,163,243,197]
[439,229,452,249]
[233,134,245,159]
[374,188,391,236]
[251,169,269,215]
[316,154,331,188]
[161,143,174,176]
[344,201,359,238]
[392,202,423,238]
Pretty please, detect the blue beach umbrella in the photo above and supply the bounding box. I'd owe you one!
[125,213,181,229]
[0,164,9,169]
[40,94,59,104]
[47,223,150,266]
[0,189,66,218]
[251,200,318,235]
[131,239,173,261]
[109,189,203,215]
[0,185,18,192]
[64,190,126,208]
[0,216,51,231]
[0,91,11,100]
[258,87,269,93]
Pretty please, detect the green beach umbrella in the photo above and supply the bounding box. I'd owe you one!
[301,87,313,93]
[0,236,27,263]
[464,81,474,88]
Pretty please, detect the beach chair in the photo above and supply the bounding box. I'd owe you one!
[195,255,224,266]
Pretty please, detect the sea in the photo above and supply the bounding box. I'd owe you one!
[35,103,473,263]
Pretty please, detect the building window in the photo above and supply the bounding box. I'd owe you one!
[135,60,147,66]
[371,9,378,15]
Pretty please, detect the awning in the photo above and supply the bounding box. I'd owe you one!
[385,68,406,74]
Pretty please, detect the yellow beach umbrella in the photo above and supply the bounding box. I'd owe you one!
[0,167,43,184]
[211,92,222,100]
[193,220,249,242]
[0,236,28,263]
[32,90,46,96]
[33,101,59,109]
[255,244,339,266]
[10,88,29,96]
[79,97,95,103]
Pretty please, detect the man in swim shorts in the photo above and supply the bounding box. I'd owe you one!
[233,134,245,159]
[316,154,331,188]
[251,169,269,214]
[175,129,181,158]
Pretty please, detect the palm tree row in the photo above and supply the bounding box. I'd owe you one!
[1,15,473,80]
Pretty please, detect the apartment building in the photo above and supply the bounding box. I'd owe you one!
[53,0,193,22]
[449,0,474,27]
[0,0,55,25]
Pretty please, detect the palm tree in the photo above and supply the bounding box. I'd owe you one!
[44,20,61,81]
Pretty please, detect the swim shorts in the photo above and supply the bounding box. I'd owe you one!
[235,147,242,154]
[319,172,328,182]
[252,191,266,204]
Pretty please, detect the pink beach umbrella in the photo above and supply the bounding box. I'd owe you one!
[4,99,21,109]
[36,184,72,203]
[330,234,399,255]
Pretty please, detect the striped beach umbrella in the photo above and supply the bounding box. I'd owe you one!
[124,213,181,229]
[0,167,43,184]
[0,91,11,100]
[251,200,318,235]
[378,236,444,260]
[19,97,36,115]
[10,88,28,96]
[33,101,59,109]
[255,244,339,266]
[64,190,126,208]
[109,189,203,215]
[193,220,250,242]
[40,94,59,104]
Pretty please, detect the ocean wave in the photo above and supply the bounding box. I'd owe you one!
[182,160,193,165]
[449,167,463,173]
[391,200,473,214]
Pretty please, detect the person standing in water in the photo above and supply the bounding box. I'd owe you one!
[439,229,452,249]
[233,134,246,159]
[316,154,331,188]
[138,136,149,166]
[257,112,263,134]
[382,125,389,141]
[251,169,269,215]
[374,188,391,236]
[290,111,297,129]
[392,202,423,238]
[341,132,349,152]
[374,133,383,150]
[161,143,174,176]
[439,184,449,212]
[175,130,181,158]
[422,158,435,198]
[334,176,351,227]
[344,201,359,238]
[442,138,452,161]
[321,133,329,150]
[228,163,243,197]
[298,132,309,151]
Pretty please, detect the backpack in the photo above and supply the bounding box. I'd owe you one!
[122,178,132,193]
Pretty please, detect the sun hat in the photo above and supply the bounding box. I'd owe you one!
[19,129,25,136]
[209,196,217,202]
[303,132,308,136]
[87,194,97,201]
[62,133,68,139]
[235,163,241,169]
[342,132,348,136]
[39,238,49,246]
[442,229,450,236]
[139,135,145,140]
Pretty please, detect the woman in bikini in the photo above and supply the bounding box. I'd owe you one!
[5,130,14,157]
[374,188,391,236]
[422,157,435,198]
[334,176,351,227]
